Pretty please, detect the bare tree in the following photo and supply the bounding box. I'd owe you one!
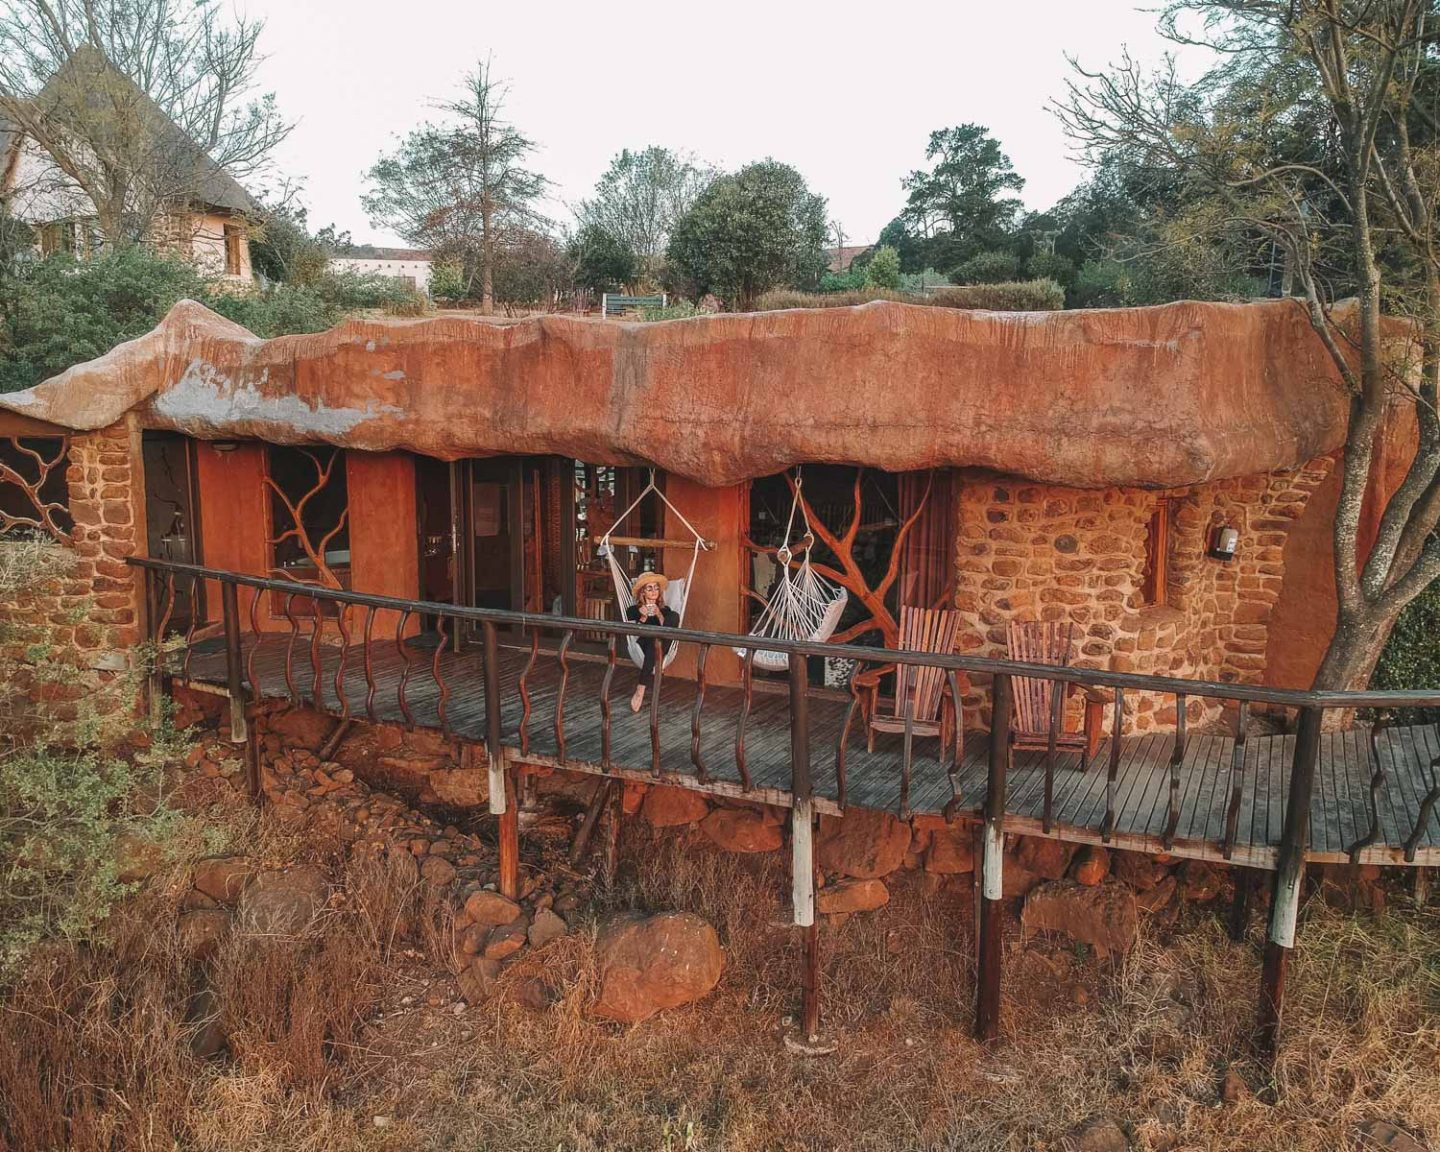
[363,56,549,314]
[1059,0,1440,693]
[0,0,289,244]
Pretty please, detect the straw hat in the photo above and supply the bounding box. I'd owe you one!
[631,571,669,598]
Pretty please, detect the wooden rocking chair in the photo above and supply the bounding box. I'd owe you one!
[864,606,963,753]
[1007,621,1106,762]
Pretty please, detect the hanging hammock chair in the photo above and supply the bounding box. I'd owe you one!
[598,470,711,671]
[735,470,849,671]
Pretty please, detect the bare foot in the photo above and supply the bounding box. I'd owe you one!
[630,685,646,713]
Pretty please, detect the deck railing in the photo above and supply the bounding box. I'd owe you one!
[130,556,1440,1053]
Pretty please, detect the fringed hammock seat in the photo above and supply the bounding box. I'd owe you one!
[735,471,848,671]
[597,471,711,671]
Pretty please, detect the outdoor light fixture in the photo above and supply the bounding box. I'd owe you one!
[1208,522,1240,562]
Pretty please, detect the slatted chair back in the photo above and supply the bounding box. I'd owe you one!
[891,606,961,722]
[1007,621,1074,737]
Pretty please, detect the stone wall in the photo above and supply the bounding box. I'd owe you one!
[0,420,146,731]
[952,458,1334,733]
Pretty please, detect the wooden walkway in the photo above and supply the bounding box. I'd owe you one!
[174,636,1440,870]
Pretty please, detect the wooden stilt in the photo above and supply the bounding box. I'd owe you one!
[221,581,247,745]
[1258,706,1321,1058]
[1415,867,1431,906]
[498,765,520,900]
[603,776,623,885]
[244,718,261,803]
[789,652,823,1044]
[801,919,820,1041]
[975,673,1012,1045]
[569,778,612,867]
[1227,866,1252,942]
[318,718,353,762]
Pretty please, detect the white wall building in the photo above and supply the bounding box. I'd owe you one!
[329,246,432,294]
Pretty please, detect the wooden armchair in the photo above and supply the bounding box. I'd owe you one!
[863,606,963,754]
[1007,621,1106,762]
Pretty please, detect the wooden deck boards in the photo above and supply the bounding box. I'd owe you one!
[175,635,1440,869]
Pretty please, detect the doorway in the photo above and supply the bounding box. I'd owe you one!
[142,432,203,629]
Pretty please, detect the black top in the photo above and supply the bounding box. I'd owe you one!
[625,603,679,629]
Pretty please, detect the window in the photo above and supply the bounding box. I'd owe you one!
[0,436,71,541]
[265,446,350,590]
[1141,497,1173,607]
[39,220,75,257]
[223,223,244,276]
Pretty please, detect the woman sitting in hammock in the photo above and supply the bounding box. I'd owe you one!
[627,571,679,712]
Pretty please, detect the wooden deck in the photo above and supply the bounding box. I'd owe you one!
[174,635,1440,870]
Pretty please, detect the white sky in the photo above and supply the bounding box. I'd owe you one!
[243,0,1192,249]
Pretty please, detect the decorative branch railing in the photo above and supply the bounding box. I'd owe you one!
[132,556,1440,1057]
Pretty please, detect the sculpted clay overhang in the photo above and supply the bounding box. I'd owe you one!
[0,296,1351,489]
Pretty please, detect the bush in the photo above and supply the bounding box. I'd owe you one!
[638,300,700,322]
[864,245,901,289]
[754,278,1064,313]
[1026,251,1076,284]
[950,250,1020,284]
[1373,581,1440,723]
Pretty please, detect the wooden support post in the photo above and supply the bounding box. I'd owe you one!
[976,672,1012,1045]
[244,718,261,803]
[1228,866,1252,942]
[801,919,820,1042]
[483,622,506,817]
[604,776,624,886]
[789,651,820,1038]
[221,580,247,745]
[498,769,519,900]
[1414,867,1431,906]
[1258,706,1322,1057]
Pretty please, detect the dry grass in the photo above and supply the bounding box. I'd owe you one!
[3,814,1437,1152]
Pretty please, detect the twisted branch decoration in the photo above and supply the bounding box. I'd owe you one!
[0,437,71,543]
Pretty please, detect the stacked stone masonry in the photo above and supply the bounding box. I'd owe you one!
[952,458,1334,733]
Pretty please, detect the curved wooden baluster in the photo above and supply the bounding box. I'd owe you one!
[281,592,301,705]
[1222,699,1249,859]
[1163,692,1186,849]
[1043,674,1063,833]
[361,606,378,723]
[600,635,617,769]
[518,627,539,756]
[1404,720,1440,862]
[1102,687,1125,842]
[334,602,352,721]
[554,631,573,765]
[395,609,415,727]
[691,643,709,783]
[308,595,324,707]
[156,570,177,645]
[180,573,201,682]
[735,648,755,791]
[648,637,664,777]
[1349,717,1388,862]
[245,583,263,702]
[431,616,451,739]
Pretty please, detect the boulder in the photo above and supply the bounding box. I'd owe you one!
[1060,1118,1129,1152]
[593,912,724,1023]
[1013,836,1075,880]
[420,856,457,888]
[466,890,522,927]
[1136,876,1178,914]
[427,768,488,808]
[816,878,890,915]
[236,866,329,934]
[641,785,710,828]
[817,809,910,879]
[1022,880,1139,960]
[1003,862,1045,900]
[191,857,256,905]
[1178,861,1224,903]
[700,807,783,853]
[1111,850,1168,891]
[115,832,166,884]
[484,919,529,961]
[457,956,502,1004]
[176,909,231,961]
[1071,846,1111,887]
[529,908,568,949]
[924,824,975,875]
[185,986,226,1059]
[1355,1120,1428,1151]
[267,708,334,753]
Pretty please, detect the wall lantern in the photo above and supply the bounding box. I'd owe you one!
[1208,522,1240,562]
[211,440,239,454]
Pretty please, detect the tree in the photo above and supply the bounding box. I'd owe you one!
[1060,0,1440,692]
[249,203,351,287]
[898,125,1025,272]
[666,160,828,310]
[0,1,289,244]
[865,245,902,289]
[363,57,548,314]
[570,223,638,294]
[577,147,712,287]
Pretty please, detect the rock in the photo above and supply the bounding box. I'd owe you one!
[191,857,256,905]
[1003,862,1044,899]
[817,809,910,879]
[1072,846,1111,887]
[267,708,334,753]
[1219,1068,1248,1104]
[1112,851,1168,891]
[185,986,226,1059]
[484,920,528,961]
[421,856,457,888]
[181,889,221,911]
[513,978,556,1012]
[427,768,488,808]
[593,912,724,1023]
[1061,1117,1129,1152]
[236,866,329,934]
[1021,880,1139,960]
[700,807,783,853]
[457,956,501,1003]
[816,878,890,915]
[641,785,710,828]
[464,890,522,927]
[1178,861,1224,903]
[1014,836,1075,881]
[528,908,568,949]
[114,832,166,883]
[1355,1120,1428,1151]
[176,909,231,960]
[924,824,975,874]
[1136,875,1178,914]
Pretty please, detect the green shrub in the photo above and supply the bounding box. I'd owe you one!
[1373,581,1440,723]
[754,278,1064,313]
[865,245,902,289]
[950,250,1020,284]
[638,300,700,322]
[1027,251,1076,284]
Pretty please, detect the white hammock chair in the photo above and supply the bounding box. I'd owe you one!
[735,470,849,671]
[597,470,711,671]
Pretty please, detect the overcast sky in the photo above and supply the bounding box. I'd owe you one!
[243,0,1193,249]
